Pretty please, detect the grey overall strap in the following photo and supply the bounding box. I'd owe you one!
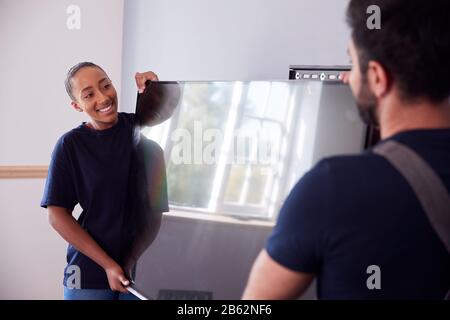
[373,140,450,300]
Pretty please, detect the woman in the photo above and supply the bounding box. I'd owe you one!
[41,62,169,300]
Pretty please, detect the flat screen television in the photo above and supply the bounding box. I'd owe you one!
[129,78,367,299]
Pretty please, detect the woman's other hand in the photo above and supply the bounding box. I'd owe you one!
[135,71,159,94]
[105,262,130,293]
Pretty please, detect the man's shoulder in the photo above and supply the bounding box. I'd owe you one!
[306,152,383,183]
[284,152,387,211]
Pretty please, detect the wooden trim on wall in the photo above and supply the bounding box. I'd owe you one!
[0,166,48,179]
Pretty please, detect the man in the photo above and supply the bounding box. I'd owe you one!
[243,0,450,299]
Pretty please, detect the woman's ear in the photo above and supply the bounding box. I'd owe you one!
[367,60,390,99]
[71,101,83,112]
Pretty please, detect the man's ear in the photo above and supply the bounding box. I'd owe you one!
[71,101,83,112]
[366,60,390,99]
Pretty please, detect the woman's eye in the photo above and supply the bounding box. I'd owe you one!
[104,84,111,89]
[84,93,93,99]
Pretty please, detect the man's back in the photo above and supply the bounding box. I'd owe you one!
[266,128,450,299]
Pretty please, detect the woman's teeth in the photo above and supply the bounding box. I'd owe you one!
[98,104,112,113]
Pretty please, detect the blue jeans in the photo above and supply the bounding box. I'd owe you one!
[64,287,140,300]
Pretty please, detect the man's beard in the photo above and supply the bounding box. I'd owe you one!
[355,76,379,127]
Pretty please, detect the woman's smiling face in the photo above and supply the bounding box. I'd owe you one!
[69,66,119,130]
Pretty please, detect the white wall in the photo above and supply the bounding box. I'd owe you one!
[0,0,124,165]
[0,0,124,299]
[120,0,350,112]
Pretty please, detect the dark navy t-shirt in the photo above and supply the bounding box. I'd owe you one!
[41,112,169,289]
[267,129,450,299]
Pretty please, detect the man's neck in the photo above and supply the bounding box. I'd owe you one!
[379,95,450,139]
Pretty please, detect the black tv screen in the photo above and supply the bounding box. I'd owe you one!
[130,79,366,299]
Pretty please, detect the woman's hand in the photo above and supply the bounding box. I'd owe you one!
[47,206,132,293]
[135,71,159,94]
[104,262,130,293]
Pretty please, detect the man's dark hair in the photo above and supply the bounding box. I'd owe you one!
[347,0,450,103]
[65,62,107,101]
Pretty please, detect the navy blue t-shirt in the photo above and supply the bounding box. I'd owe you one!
[267,129,450,299]
[41,112,169,289]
